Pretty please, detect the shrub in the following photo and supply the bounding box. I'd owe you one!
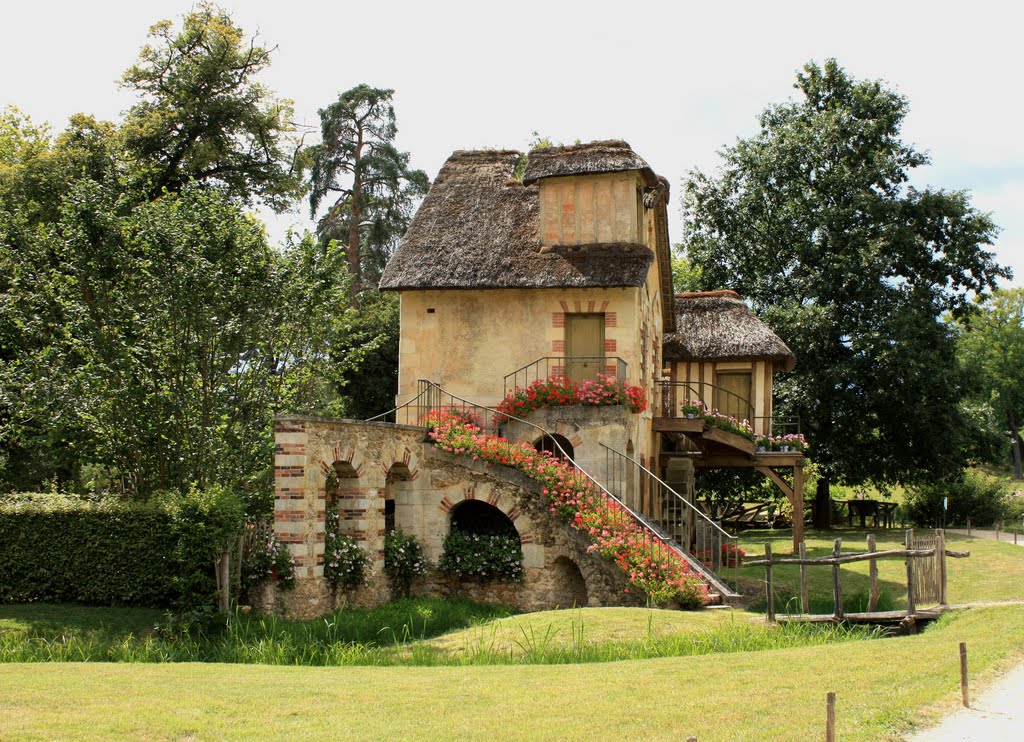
[240,525,296,597]
[0,495,177,606]
[904,471,1010,527]
[384,529,428,598]
[439,528,524,582]
[0,486,244,610]
[324,533,370,591]
[166,484,246,612]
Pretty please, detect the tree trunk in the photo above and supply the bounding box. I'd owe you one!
[1009,408,1023,480]
[813,473,832,529]
[346,134,365,298]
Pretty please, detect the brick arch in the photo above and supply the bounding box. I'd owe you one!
[379,446,419,481]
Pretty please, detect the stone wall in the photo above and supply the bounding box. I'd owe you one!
[269,415,644,619]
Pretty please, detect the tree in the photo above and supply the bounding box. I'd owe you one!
[120,2,303,208]
[306,85,428,290]
[956,289,1024,479]
[681,60,1008,527]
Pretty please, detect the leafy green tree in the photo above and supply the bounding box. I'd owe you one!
[681,59,1008,527]
[120,2,303,208]
[956,289,1024,479]
[306,84,429,289]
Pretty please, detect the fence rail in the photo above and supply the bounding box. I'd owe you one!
[745,530,970,623]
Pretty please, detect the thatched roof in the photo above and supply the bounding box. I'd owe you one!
[663,291,796,370]
[378,149,655,292]
[521,140,656,185]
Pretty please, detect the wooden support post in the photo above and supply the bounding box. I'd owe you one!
[831,539,843,620]
[905,529,916,617]
[867,533,879,612]
[798,541,810,614]
[792,464,805,554]
[765,543,775,624]
[967,516,971,537]
[960,642,970,707]
[1016,529,1018,545]
[825,691,836,742]
[937,529,948,606]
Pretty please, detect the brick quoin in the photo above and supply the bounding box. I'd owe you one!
[551,339,566,353]
[604,339,617,353]
[274,466,305,477]
[605,312,617,327]
[552,312,565,328]
[274,443,306,455]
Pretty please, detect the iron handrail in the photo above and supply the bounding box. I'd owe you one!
[363,383,433,423]
[599,443,735,541]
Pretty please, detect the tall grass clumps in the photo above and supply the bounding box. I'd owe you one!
[0,599,880,667]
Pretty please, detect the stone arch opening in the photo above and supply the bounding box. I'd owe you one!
[450,500,518,538]
[326,460,361,540]
[534,434,574,463]
[384,462,413,535]
[551,556,588,608]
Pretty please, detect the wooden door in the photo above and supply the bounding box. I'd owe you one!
[565,313,605,382]
[715,371,753,421]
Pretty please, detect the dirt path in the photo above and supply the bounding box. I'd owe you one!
[945,528,1024,546]
[906,661,1024,741]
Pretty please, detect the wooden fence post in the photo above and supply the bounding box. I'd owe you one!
[960,642,970,707]
[831,539,843,620]
[825,691,836,742]
[867,533,879,612]
[798,541,809,614]
[967,516,971,537]
[905,529,916,617]
[937,529,948,606]
[765,543,775,623]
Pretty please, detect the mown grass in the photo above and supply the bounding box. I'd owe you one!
[733,528,1024,613]
[1,605,1022,740]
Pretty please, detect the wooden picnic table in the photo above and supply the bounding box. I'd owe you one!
[846,499,898,528]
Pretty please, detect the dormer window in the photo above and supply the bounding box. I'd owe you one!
[538,173,644,245]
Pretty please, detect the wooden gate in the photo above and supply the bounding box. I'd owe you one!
[910,530,942,606]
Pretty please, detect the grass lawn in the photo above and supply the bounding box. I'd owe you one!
[1,605,1023,740]
[733,528,1024,613]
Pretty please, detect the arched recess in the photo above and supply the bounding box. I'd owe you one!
[551,556,588,608]
[326,460,361,542]
[450,500,519,538]
[385,462,413,535]
[535,434,574,463]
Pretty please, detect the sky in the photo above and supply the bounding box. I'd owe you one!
[2,0,1021,287]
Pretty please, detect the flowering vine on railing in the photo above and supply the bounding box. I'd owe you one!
[426,411,708,607]
[680,399,755,441]
[755,433,809,453]
[497,374,647,419]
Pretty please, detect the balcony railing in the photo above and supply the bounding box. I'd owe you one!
[657,380,800,438]
[503,356,628,398]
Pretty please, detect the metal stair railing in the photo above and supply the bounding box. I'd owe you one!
[368,379,729,601]
[601,443,740,596]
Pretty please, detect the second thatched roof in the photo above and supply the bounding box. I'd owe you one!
[663,291,796,370]
[521,140,657,185]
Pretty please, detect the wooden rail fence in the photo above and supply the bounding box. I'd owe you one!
[746,529,969,623]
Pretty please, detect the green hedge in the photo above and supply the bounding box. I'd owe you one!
[0,488,243,609]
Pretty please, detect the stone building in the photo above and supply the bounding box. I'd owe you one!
[269,141,802,618]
